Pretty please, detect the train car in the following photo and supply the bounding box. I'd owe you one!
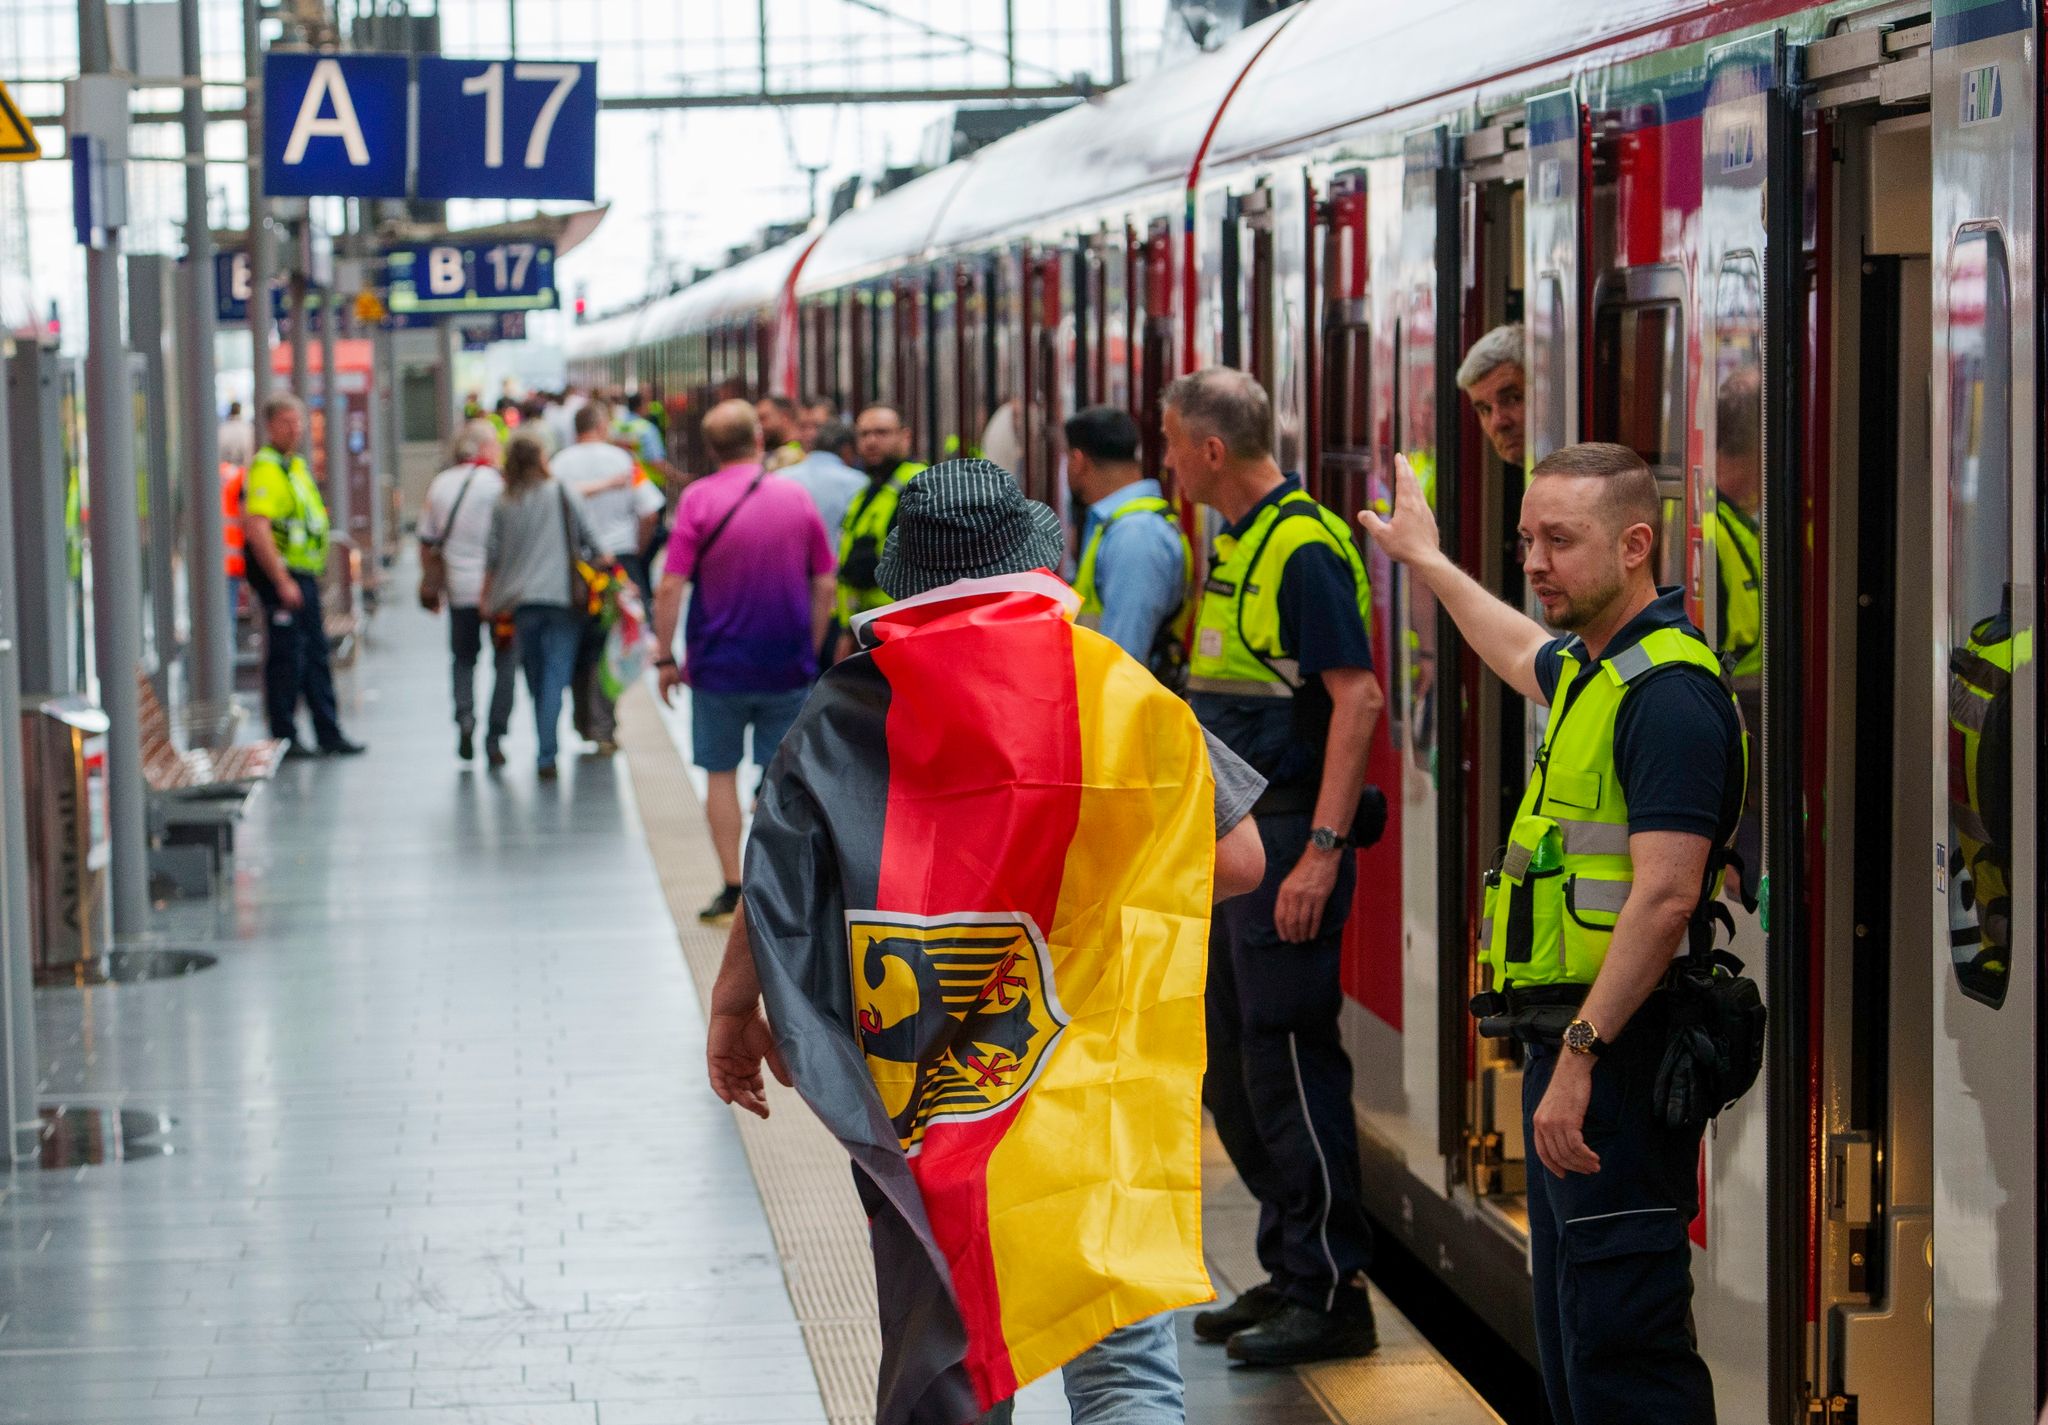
[570,2,2044,1418]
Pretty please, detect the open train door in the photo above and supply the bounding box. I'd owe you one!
[1523,89,1581,464]
[1929,3,2041,1419]
[1698,29,1800,1421]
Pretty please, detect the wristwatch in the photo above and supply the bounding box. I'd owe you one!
[655,657,678,671]
[1563,1018,1605,1057]
[1308,826,1345,853]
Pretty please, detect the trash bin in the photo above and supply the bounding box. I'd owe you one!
[20,695,110,971]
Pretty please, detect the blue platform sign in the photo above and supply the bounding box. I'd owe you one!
[414,58,597,201]
[263,53,410,198]
[385,239,559,316]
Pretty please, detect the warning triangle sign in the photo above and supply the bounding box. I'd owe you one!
[0,79,43,162]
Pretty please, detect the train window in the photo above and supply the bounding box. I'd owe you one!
[1102,238,1129,412]
[1942,226,2015,1009]
[1529,275,1568,464]
[1591,269,1686,585]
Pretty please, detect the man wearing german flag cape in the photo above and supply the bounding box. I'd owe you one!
[707,460,1268,1424]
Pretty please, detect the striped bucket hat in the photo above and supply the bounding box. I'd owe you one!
[875,458,1066,600]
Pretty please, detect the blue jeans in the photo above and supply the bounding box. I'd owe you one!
[976,1313,1183,1424]
[513,604,584,768]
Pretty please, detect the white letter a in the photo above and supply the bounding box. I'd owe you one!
[282,59,373,167]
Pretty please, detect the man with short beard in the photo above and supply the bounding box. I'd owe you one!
[1360,440,1742,1425]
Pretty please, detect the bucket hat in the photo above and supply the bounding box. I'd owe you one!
[874,458,1066,600]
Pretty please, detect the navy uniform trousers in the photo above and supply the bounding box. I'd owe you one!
[260,571,345,748]
[1522,1007,1717,1425]
[1203,810,1374,1314]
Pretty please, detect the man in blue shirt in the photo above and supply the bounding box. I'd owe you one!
[1063,406,1189,675]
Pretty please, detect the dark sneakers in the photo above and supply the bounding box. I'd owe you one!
[320,738,368,757]
[1225,1299,1379,1367]
[1192,1282,1286,1344]
[458,728,475,762]
[698,884,742,925]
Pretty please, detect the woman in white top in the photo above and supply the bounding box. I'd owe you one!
[418,420,515,766]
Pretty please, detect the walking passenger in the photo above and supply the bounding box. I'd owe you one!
[241,393,366,759]
[1360,441,1743,1425]
[832,403,927,658]
[217,399,255,469]
[796,394,838,452]
[705,459,1268,1425]
[756,394,805,471]
[481,433,602,780]
[653,400,836,925]
[1064,404,1190,678]
[1168,368,1384,1365]
[553,403,663,753]
[1458,322,1527,468]
[779,418,865,541]
[419,419,517,767]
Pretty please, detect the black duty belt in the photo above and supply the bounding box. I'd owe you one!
[1470,983,1588,1043]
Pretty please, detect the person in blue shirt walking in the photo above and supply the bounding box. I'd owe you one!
[1064,406,1191,680]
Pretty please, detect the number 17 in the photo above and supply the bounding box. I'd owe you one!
[460,62,583,170]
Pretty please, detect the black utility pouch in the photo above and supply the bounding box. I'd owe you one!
[1653,949,1767,1128]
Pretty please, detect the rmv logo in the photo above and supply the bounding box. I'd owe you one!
[1962,64,2004,127]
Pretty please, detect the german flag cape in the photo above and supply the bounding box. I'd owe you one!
[743,570,1215,1424]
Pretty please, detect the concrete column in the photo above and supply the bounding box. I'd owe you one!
[180,0,231,711]
[435,319,458,445]
[77,0,152,936]
[0,344,45,1164]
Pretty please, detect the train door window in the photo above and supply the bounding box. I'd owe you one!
[1529,275,1567,461]
[1140,217,1175,485]
[1317,169,1371,518]
[931,266,960,464]
[1591,265,1687,586]
[1028,252,1062,503]
[1942,227,2014,1008]
[1222,186,1277,397]
[1102,234,1130,412]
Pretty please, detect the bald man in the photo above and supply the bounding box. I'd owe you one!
[655,399,838,924]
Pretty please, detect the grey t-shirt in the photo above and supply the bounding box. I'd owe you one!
[485,481,599,611]
[1205,730,1266,838]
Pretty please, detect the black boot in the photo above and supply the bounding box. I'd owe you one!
[1192,1282,1285,1344]
[1226,1300,1377,1367]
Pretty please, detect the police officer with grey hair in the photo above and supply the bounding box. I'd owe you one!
[1166,367,1386,1366]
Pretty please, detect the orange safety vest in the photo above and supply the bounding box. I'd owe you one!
[221,463,246,577]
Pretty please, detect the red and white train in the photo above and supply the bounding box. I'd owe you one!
[569,2,2044,1419]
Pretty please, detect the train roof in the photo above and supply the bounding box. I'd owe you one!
[797,162,983,296]
[926,12,1294,254]
[637,233,819,344]
[562,304,646,363]
[1207,0,1808,164]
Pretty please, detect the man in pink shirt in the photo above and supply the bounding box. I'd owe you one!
[654,399,837,925]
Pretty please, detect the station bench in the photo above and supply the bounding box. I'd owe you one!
[136,674,285,897]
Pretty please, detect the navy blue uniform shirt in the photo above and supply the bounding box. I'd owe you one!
[1532,587,1743,843]
[1191,477,1373,808]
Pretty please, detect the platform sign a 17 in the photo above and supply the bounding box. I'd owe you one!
[414,58,596,201]
[263,53,409,198]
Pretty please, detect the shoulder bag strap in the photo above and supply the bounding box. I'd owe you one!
[691,469,770,572]
[424,467,481,549]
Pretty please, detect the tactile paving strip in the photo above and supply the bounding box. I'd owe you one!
[618,686,883,1425]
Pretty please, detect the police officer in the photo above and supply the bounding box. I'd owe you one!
[240,393,364,758]
[1166,368,1385,1366]
[1064,404,1190,678]
[1361,441,1741,1425]
[831,404,927,658]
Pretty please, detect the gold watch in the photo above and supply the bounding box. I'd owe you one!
[1563,1018,1605,1056]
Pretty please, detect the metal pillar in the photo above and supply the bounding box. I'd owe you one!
[319,275,344,530]
[243,0,272,416]
[0,343,45,1165]
[126,255,178,686]
[1108,0,1126,86]
[180,0,230,711]
[435,319,458,446]
[5,346,74,698]
[77,0,152,937]
[288,219,309,399]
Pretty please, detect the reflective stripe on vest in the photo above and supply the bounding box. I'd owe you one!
[249,446,330,574]
[221,464,246,577]
[835,461,926,622]
[1480,625,1744,991]
[1713,500,1762,677]
[1186,489,1371,699]
[1074,493,1191,628]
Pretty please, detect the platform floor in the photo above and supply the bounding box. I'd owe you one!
[2,591,1496,1425]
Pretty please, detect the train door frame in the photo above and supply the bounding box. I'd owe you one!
[1803,27,1939,1411]
[1312,166,1372,515]
[1024,246,1063,505]
[922,265,945,464]
[1925,5,2042,1418]
[1456,106,1535,1225]
[1220,179,1279,405]
[1698,30,1806,1420]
